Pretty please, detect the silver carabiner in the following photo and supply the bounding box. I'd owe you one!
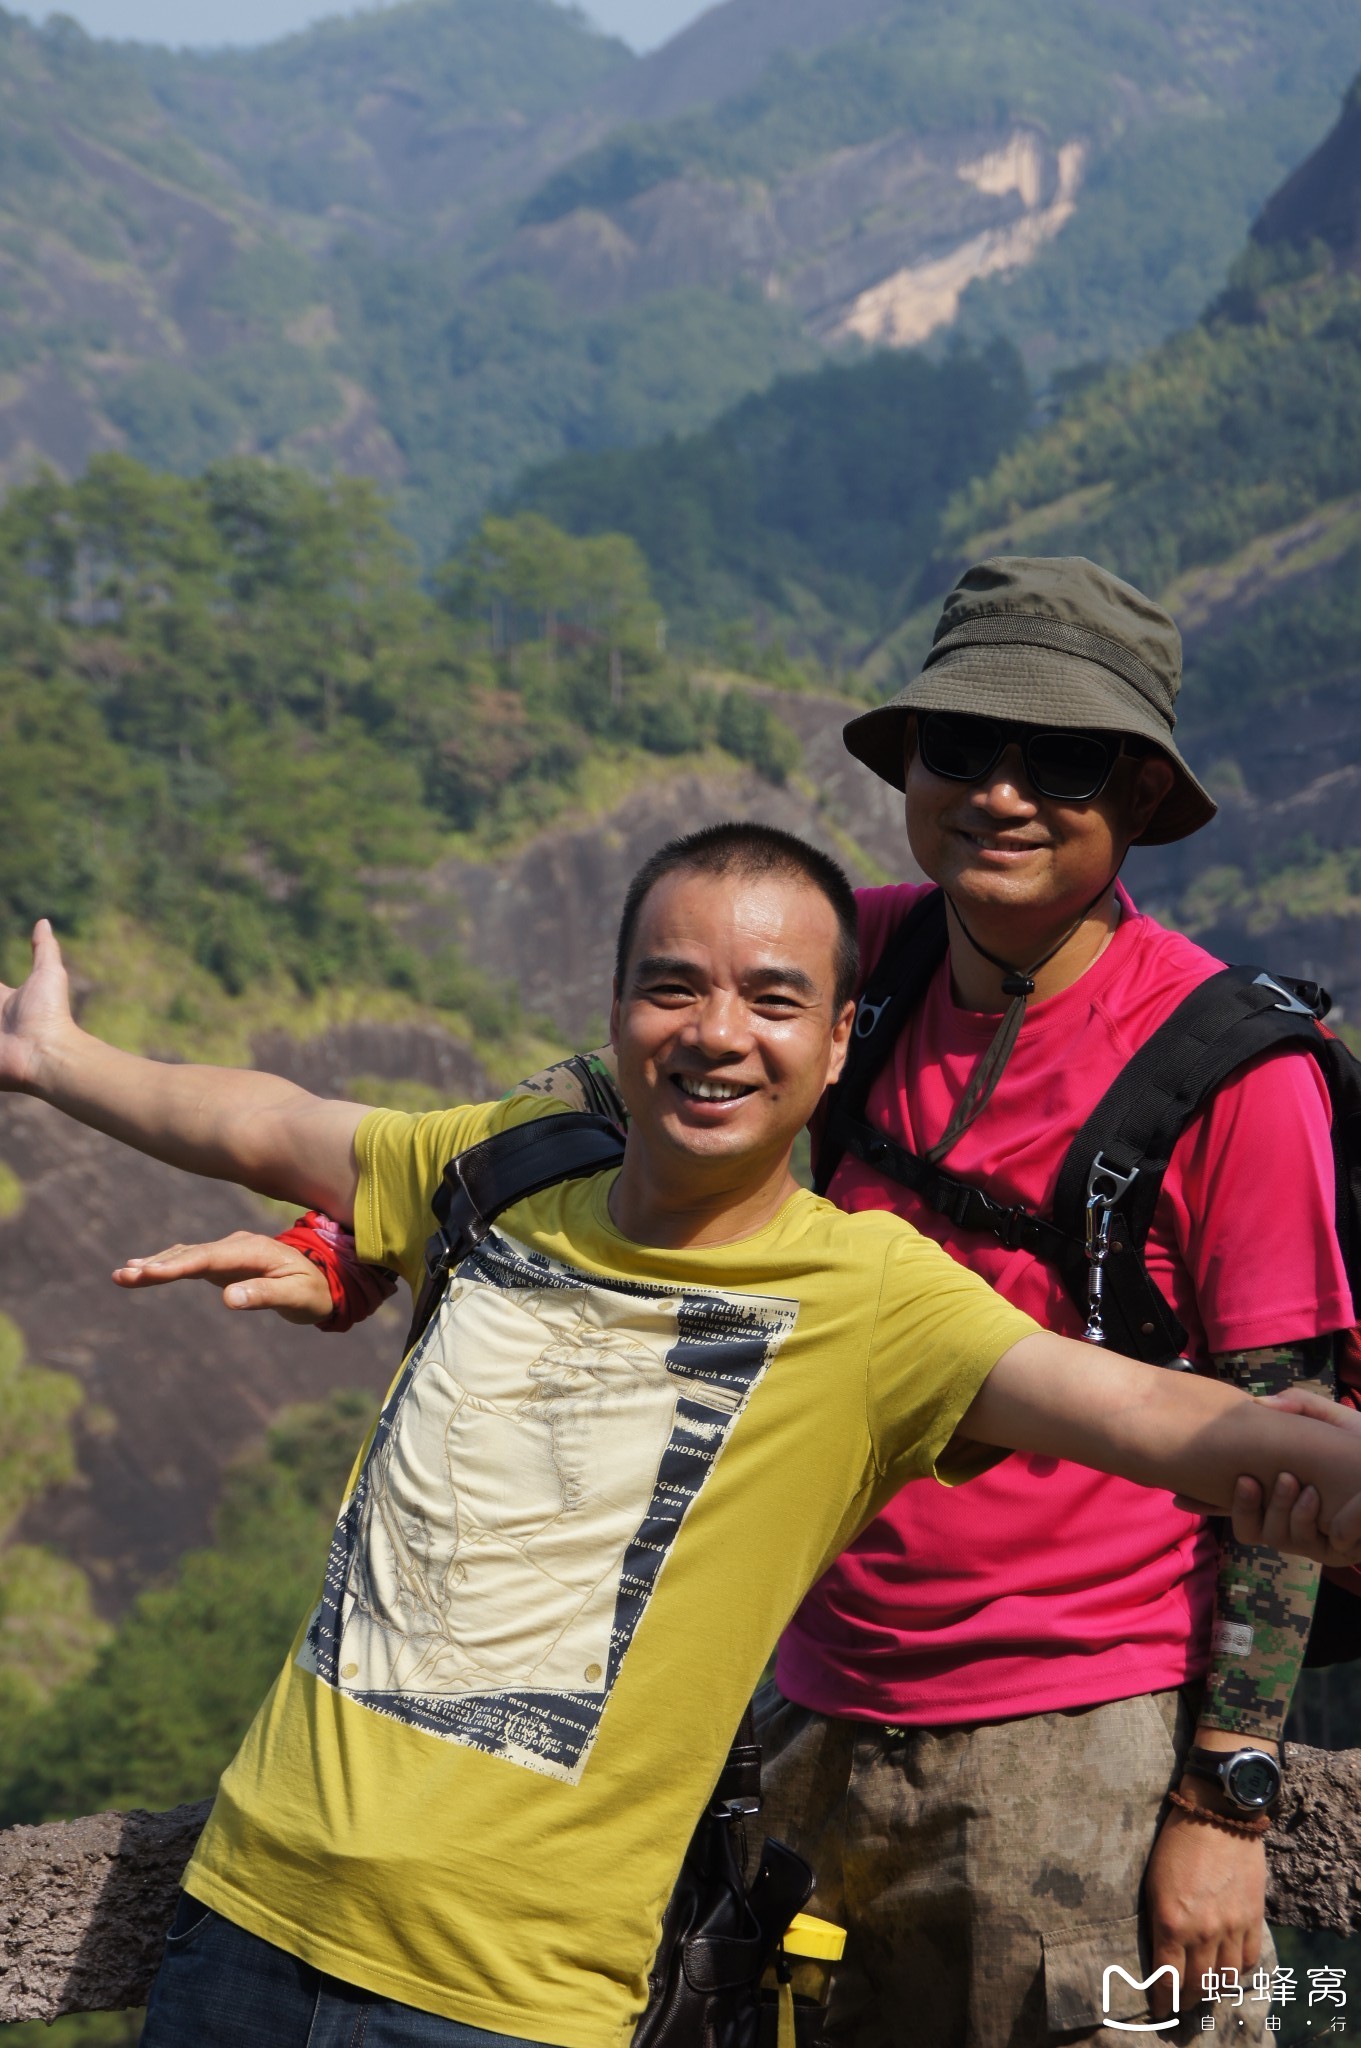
[1083,1152,1139,1346]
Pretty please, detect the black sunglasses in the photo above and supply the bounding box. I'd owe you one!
[917,711,1128,803]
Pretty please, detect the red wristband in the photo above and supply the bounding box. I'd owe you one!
[276,1212,398,1333]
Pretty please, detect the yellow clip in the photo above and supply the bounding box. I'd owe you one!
[781,1913,847,1963]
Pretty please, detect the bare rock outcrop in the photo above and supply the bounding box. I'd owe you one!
[430,708,923,1046]
[251,1020,488,1103]
[0,1799,210,2023]
[1265,1744,1361,1936]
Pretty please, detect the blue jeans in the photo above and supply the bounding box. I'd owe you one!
[140,1894,556,2048]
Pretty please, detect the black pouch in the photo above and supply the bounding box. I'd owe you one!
[634,1802,814,2048]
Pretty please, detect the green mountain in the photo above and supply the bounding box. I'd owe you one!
[0,0,1357,558]
[508,339,1031,659]
[928,131,1361,735]
[7,43,1360,1026]
[137,0,627,218]
[515,0,1355,374]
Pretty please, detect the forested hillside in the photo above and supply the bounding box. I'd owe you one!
[0,0,1357,556]
[509,339,1030,657]
[0,454,808,1016]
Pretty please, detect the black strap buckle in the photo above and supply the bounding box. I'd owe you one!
[937,1177,1030,1249]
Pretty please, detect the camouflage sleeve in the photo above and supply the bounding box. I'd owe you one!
[1198,1336,1335,1742]
[504,1048,627,1130]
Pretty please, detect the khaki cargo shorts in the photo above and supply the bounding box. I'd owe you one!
[754,1683,1276,2048]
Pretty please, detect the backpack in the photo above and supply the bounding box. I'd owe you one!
[405,1111,817,2048]
[815,888,1361,1668]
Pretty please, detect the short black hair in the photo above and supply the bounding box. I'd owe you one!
[614,821,859,1010]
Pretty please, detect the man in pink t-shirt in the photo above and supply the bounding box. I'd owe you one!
[756,556,1347,2047]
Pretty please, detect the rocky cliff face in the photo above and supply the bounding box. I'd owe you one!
[0,1100,395,1615]
[488,125,1087,347]
[1253,78,1361,273]
[0,1015,501,1614]
[418,693,917,1041]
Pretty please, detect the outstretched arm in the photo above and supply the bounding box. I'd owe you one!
[0,921,366,1219]
[963,1333,1361,1558]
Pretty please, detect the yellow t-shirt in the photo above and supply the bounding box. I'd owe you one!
[185,1095,1037,2048]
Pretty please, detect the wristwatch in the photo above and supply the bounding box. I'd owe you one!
[1184,1745,1283,1814]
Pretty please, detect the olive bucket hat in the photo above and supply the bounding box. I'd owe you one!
[843,556,1216,844]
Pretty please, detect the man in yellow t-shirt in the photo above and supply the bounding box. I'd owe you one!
[2,821,1360,2048]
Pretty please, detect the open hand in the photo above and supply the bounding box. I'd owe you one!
[1229,1389,1361,1566]
[113,1231,333,1324]
[0,919,76,1091]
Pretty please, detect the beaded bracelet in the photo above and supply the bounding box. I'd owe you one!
[1167,1788,1272,1839]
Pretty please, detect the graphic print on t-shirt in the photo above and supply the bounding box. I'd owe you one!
[299,1230,797,1783]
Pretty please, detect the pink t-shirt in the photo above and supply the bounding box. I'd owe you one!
[776,883,1352,1725]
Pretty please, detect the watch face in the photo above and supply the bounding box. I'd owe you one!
[1228,1755,1280,1808]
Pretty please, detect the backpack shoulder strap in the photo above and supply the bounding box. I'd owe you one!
[404,1111,627,1354]
[562,1051,628,1129]
[1312,1028,1361,1305]
[1049,967,1326,1359]
[1053,967,1326,1249]
[815,888,949,1195]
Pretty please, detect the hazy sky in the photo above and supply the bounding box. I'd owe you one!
[17,0,709,50]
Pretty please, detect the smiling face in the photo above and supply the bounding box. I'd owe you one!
[609,865,854,1193]
[903,715,1174,934]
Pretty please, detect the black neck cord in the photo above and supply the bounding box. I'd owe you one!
[924,877,1121,1166]
[945,878,1120,1000]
